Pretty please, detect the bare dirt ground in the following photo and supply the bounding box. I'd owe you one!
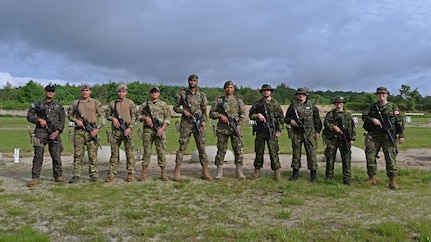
[1,149,430,190]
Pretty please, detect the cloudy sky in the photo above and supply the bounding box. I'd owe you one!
[1,0,430,96]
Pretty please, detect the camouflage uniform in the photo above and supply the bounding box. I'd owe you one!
[173,88,208,166]
[106,97,137,177]
[284,99,322,171]
[323,108,356,181]
[69,98,103,178]
[249,96,284,171]
[27,97,65,180]
[362,102,404,177]
[209,95,245,166]
[138,99,171,167]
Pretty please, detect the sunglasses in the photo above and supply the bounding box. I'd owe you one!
[150,89,159,93]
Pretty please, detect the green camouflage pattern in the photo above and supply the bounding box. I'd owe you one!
[108,129,136,175]
[72,129,99,177]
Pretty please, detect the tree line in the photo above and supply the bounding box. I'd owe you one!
[0,80,429,112]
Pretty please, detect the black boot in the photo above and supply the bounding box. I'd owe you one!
[310,170,317,182]
[288,169,299,181]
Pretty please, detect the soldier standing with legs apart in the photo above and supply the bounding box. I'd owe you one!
[323,96,356,185]
[137,86,171,181]
[68,84,103,183]
[362,87,405,189]
[249,84,284,180]
[27,84,65,187]
[173,74,212,181]
[105,84,137,182]
[209,80,246,180]
[284,87,322,182]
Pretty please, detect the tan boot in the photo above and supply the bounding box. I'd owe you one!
[138,165,148,181]
[274,169,281,181]
[27,179,38,187]
[389,174,398,190]
[252,168,261,179]
[216,165,223,180]
[236,165,246,180]
[127,174,135,182]
[366,174,377,185]
[160,166,168,181]
[173,165,181,181]
[201,165,212,181]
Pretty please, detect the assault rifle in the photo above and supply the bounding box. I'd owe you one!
[113,107,131,142]
[145,99,165,149]
[75,107,102,149]
[336,115,351,152]
[221,99,243,146]
[183,95,203,142]
[374,103,398,153]
[261,101,276,139]
[37,106,58,143]
[291,102,312,154]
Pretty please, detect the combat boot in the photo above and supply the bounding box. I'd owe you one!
[310,170,317,182]
[236,165,246,180]
[388,174,398,190]
[201,165,212,181]
[288,169,299,181]
[138,165,148,181]
[126,174,135,182]
[27,179,38,187]
[366,174,377,185]
[252,168,261,179]
[160,166,168,181]
[216,165,223,180]
[173,165,181,181]
[274,169,281,181]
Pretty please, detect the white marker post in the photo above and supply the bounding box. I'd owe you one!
[14,148,20,163]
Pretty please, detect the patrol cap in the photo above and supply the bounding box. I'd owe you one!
[80,83,91,90]
[375,86,390,95]
[188,74,199,81]
[149,85,160,93]
[260,84,273,92]
[333,96,346,103]
[224,80,234,88]
[296,87,308,95]
[117,83,128,91]
[45,84,56,92]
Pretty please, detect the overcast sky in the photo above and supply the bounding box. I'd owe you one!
[1,0,430,96]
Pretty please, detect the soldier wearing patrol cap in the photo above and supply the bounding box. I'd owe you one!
[322,96,356,185]
[362,86,405,189]
[26,84,65,187]
[249,84,284,180]
[284,87,322,182]
[209,80,246,179]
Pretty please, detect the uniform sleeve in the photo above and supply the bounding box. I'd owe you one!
[95,99,103,128]
[163,102,171,125]
[248,101,258,120]
[56,102,65,133]
[27,103,38,124]
[348,113,356,141]
[209,98,220,120]
[393,103,405,138]
[237,98,246,128]
[284,104,294,125]
[274,101,284,131]
[137,103,145,122]
[173,91,184,114]
[361,104,374,123]
[68,101,77,122]
[200,92,208,126]
[324,110,335,131]
[106,101,114,122]
[313,105,322,133]
[129,100,137,129]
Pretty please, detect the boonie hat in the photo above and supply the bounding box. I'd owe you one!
[375,86,390,95]
[45,84,56,92]
[80,83,91,90]
[296,87,308,95]
[260,84,273,92]
[333,96,346,103]
[149,85,160,92]
[224,80,234,88]
[188,74,199,81]
[117,83,128,92]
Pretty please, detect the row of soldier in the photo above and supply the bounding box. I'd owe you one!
[26,74,405,190]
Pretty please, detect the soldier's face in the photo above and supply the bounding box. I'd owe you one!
[224,85,234,95]
[81,89,92,99]
[149,89,160,99]
[45,90,55,98]
[261,89,271,98]
[296,94,306,103]
[188,78,198,88]
[376,93,388,102]
[117,90,128,99]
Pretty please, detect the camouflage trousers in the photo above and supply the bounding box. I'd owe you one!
[324,136,351,180]
[108,129,136,176]
[253,131,280,170]
[73,129,98,177]
[175,121,208,166]
[215,130,243,166]
[290,130,318,170]
[365,133,397,176]
[31,134,63,179]
[141,128,166,167]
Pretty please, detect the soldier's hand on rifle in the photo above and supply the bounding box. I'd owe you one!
[144,117,153,127]
[290,119,298,127]
[112,117,120,128]
[49,130,60,140]
[399,137,405,144]
[219,114,229,124]
[275,131,281,138]
[124,127,132,137]
[156,127,164,137]
[257,113,266,123]
[333,125,342,134]
[38,118,48,128]
[90,128,99,137]
[314,133,320,140]
[75,119,84,128]
[372,118,382,128]
[183,110,192,118]
[199,125,205,133]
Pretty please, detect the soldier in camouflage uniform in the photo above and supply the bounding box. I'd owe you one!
[323,96,356,185]
[105,84,137,182]
[362,87,405,189]
[173,74,212,181]
[68,83,103,183]
[209,80,246,180]
[284,87,322,182]
[249,84,284,180]
[26,84,65,187]
[137,86,171,181]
